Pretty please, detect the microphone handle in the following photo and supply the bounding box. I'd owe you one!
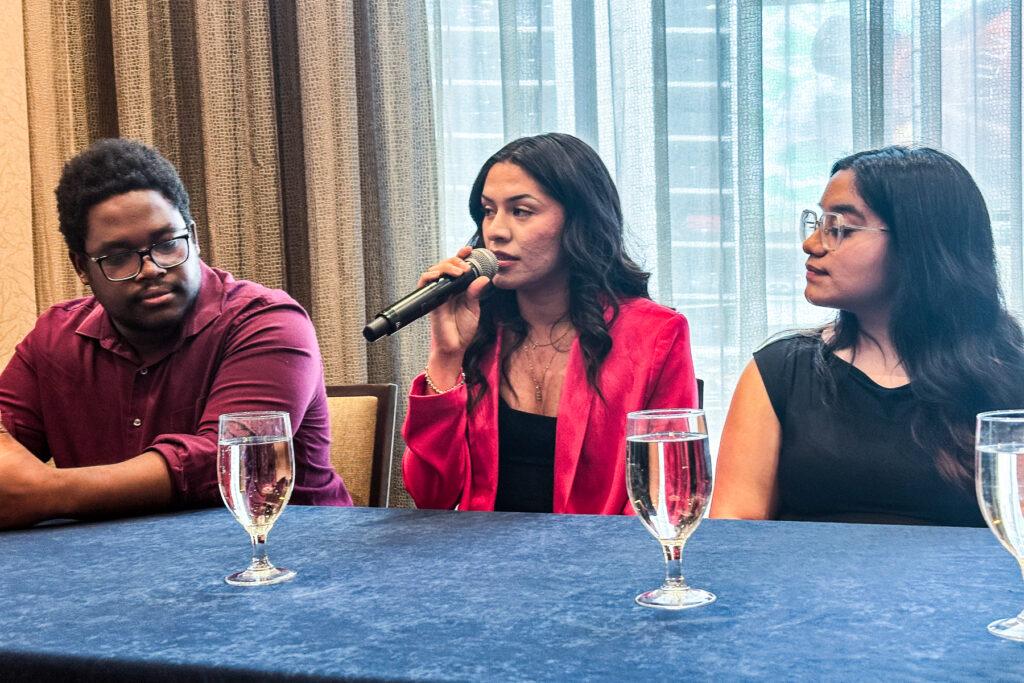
[362,268,477,342]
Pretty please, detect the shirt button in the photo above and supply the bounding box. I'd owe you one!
[139,368,148,375]
[132,418,142,427]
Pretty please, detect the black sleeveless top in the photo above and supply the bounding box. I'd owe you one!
[754,335,984,527]
[494,397,556,513]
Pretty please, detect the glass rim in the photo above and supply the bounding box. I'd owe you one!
[218,410,291,422]
[626,408,705,420]
[977,409,1024,423]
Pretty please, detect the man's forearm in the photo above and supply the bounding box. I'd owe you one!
[51,451,175,521]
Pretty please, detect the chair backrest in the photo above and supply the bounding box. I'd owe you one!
[325,383,398,507]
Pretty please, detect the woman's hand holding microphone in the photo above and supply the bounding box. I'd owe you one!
[422,246,492,393]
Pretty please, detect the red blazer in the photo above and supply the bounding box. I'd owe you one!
[401,298,698,514]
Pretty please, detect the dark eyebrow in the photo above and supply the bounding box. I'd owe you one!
[480,193,539,204]
[824,203,867,222]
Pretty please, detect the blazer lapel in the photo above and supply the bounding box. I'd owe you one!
[468,335,503,510]
[552,336,594,511]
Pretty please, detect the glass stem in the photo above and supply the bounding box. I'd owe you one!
[250,533,272,571]
[1016,559,1024,620]
[662,543,686,589]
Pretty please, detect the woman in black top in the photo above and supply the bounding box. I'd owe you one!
[711,146,1024,526]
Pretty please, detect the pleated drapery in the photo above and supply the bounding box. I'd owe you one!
[0,1,34,370]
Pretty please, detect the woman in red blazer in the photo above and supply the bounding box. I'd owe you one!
[402,133,698,514]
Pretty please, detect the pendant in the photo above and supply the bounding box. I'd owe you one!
[535,386,543,404]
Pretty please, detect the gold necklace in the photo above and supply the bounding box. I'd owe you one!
[522,328,573,406]
[524,343,556,406]
[528,323,573,349]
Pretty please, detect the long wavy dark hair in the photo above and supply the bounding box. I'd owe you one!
[819,146,1024,487]
[463,133,650,410]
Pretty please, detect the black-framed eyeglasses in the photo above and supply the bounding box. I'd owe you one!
[800,209,888,251]
[88,227,193,282]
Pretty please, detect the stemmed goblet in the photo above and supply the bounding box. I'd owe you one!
[976,409,1024,640]
[626,408,715,610]
[217,411,296,586]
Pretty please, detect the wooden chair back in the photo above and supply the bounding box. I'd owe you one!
[324,383,398,507]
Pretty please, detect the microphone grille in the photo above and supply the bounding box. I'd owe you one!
[467,248,498,279]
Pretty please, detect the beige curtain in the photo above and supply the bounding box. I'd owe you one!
[20,0,440,506]
[0,1,35,369]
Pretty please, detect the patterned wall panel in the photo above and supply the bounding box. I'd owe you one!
[0,2,36,368]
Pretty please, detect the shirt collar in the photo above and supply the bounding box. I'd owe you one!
[183,261,226,338]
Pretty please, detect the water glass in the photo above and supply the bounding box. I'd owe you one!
[976,409,1024,640]
[626,408,715,610]
[218,411,296,586]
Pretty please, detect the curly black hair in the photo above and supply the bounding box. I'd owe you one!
[55,138,192,254]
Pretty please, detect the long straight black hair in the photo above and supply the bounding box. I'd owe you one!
[462,133,650,409]
[822,146,1024,487]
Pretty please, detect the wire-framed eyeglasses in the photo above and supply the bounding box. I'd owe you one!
[800,210,888,251]
[88,228,193,282]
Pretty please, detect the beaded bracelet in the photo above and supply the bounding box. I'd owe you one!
[424,367,466,395]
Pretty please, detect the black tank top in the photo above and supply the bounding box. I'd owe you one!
[494,396,556,513]
[754,335,984,527]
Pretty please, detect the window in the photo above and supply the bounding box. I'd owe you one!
[427,0,1024,443]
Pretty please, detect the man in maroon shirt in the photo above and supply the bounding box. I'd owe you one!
[0,138,352,528]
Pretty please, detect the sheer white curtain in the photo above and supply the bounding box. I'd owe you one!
[426,0,1024,444]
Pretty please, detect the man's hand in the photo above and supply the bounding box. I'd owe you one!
[0,431,63,529]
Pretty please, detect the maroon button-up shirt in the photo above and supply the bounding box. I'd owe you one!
[0,263,351,507]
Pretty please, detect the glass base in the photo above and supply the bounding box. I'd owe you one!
[987,615,1024,642]
[225,565,296,587]
[635,585,716,610]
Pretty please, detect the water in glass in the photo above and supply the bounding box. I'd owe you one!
[218,411,296,586]
[626,409,715,610]
[976,410,1024,640]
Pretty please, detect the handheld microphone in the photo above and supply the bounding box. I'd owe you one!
[362,248,498,342]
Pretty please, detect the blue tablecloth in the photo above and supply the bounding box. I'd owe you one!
[0,506,1022,681]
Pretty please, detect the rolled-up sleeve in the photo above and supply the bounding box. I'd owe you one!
[148,300,326,505]
[0,339,49,460]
